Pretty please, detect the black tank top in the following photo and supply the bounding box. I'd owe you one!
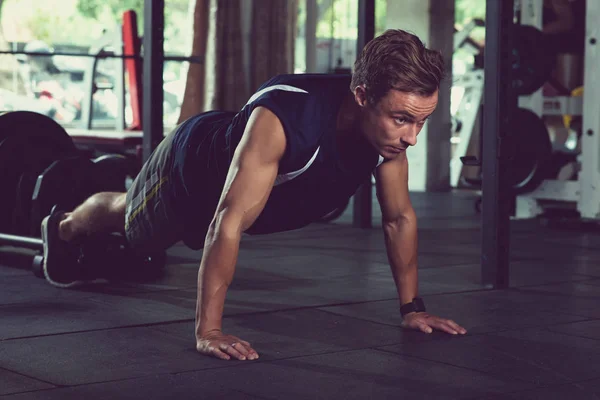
[173,74,383,249]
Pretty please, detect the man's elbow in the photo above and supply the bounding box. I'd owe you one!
[382,208,417,234]
[207,208,244,243]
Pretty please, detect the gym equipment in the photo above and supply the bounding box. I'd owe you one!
[460,105,585,215]
[512,25,556,96]
[92,154,135,192]
[460,107,554,195]
[512,0,599,220]
[451,13,584,199]
[0,112,134,236]
[30,155,133,236]
[451,22,560,188]
[0,231,165,280]
[0,233,46,277]
[0,111,165,279]
[506,108,554,195]
[30,157,98,237]
[0,111,78,235]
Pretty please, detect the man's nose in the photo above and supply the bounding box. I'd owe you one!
[401,125,418,147]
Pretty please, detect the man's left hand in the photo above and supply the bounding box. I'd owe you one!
[401,312,467,335]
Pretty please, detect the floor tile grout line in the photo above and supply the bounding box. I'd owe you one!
[0,285,199,309]
[231,390,274,400]
[2,285,596,342]
[512,283,600,297]
[537,324,600,343]
[0,288,525,342]
[3,345,464,395]
[5,328,600,398]
[546,317,600,328]
[463,375,600,400]
[0,319,194,342]
[0,366,257,397]
[0,366,58,389]
[370,347,544,387]
[507,275,600,291]
[515,278,600,290]
[11,272,596,312]
[316,305,597,340]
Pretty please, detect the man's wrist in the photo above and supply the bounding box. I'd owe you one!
[195,312,223,336]
[196,323,222,337]
[400,297,426,317]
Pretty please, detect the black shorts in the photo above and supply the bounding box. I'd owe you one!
[124,126,184,254]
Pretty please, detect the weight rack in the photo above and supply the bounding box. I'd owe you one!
[515,0,600,220]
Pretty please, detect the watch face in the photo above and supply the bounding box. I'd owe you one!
[412,299,425,312]
[400,298,426,316]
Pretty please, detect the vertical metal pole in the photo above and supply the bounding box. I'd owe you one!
[518,0,544,116]
[353,0,375,229]
[578,0,600,219]
[81,57,96,129]
[115,27,126,131]
[356,0,375,62]
[143,0,165,162]
[426,0,454,192]
[481,0,515,288]
[305,0,317,73]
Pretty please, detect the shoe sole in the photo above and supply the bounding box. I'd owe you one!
[41,215,81,289]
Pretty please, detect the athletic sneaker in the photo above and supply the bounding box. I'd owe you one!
[40,207,88,288]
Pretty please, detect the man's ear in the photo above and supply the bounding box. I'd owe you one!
[354,85,368,107]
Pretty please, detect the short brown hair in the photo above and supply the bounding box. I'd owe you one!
[351,29,445,105]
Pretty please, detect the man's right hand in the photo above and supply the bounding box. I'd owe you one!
[196,330,259,361]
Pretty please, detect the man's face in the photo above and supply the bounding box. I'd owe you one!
[355,87,438,159]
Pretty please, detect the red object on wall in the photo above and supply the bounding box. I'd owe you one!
[122,10,143,131]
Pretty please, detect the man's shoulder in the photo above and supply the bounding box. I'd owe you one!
[255,73,351,95]
[245,73,351,116]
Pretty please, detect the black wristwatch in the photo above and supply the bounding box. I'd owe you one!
[400,297,426,317]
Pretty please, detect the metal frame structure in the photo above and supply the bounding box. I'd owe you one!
[515,0,600,220]
[80,28,127,131]
[449,69,484,187]
[578,0,600,219]
[518,0,544,117]
[352,0,376,229]
[480,0,515,288]
[142,0,165,163]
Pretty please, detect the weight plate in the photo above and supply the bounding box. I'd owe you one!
[512,25,556,96]
[507,108,553,195]
[30,156,96,237]
[92,154,136,192]
[0,111,75,149]
[0,112,77,236]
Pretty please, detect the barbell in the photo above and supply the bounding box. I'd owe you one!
[0,111,164,279]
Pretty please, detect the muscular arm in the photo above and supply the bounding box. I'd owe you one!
[196,106,286,338]
[375,153,467,336]
[374,153,418,306]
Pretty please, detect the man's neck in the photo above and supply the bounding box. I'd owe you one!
[336,91,360,133]
[335,91,374,167]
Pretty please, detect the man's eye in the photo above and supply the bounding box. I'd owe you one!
[395,117,407,124]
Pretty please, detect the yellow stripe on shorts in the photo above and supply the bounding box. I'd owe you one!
[125,176,168,228]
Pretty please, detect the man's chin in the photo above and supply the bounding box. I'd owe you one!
[381,147,405,158]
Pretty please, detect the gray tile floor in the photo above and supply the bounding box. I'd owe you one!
[2,191,600,399]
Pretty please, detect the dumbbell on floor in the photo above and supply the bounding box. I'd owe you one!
[0,231,165,281]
